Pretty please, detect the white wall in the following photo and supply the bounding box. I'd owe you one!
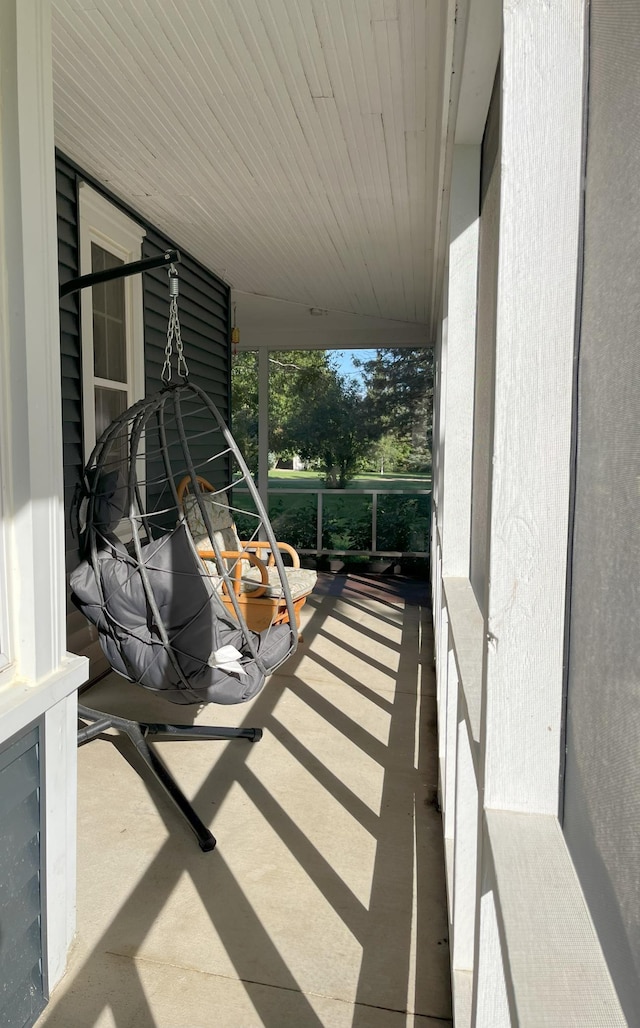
[432,0,628,1023]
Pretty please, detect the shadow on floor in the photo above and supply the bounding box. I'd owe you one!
[40,574,451,1028]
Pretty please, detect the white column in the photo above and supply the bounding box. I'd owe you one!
[441,145,480,579]
[258,347,269,510]
[0,0,87,993]
[472,2,586,1015]
[480,0,586,813]
[0,0,65,682]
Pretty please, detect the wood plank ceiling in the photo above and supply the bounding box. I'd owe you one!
[51,0,453,346]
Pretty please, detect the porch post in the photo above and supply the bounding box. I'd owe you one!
[0,0,87,995]
[1,0,64,679]
[472,0,589,1021]
[258,347,270,509]
[479,0,585,818]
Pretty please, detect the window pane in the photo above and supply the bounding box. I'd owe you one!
[92,314,107,374]
[91,244,126,383]
[95,386,127,455]
[104,317,127,382]
[106,276,125,324]
[91,279,106,315]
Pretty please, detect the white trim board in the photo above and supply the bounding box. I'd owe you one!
[443,577,483,753]
[485,810,626,1026]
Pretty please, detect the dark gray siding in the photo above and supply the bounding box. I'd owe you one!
[0,726,44,1028]
[55,153,231,681]
[55,160,107,679]
[56,163,83,578]
[142,230,230,414]
[562,2,640,1022]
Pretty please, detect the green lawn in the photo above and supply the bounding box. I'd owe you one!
[266,469,431,492]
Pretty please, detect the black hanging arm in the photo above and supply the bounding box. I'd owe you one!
[59,248,181,298]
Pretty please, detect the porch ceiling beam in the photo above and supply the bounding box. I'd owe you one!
[232,291,430,352]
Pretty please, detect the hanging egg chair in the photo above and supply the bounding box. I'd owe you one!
[71,379,299,705]
[69,262,309,850]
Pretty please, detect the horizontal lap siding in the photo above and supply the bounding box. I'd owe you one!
[143,229,231,522]
[56,161,83,578]
[0,728,44,1028]
[55,153,231,681]
[142,233,230,415]
[56,156,117,682]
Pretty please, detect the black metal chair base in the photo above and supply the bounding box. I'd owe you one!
[77,704,263,852]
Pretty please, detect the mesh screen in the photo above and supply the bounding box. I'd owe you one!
[562,3,640,1022]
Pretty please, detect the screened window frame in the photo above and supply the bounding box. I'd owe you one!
[0,232,12,680]
[0,458,11,680]
[78,183,146,462]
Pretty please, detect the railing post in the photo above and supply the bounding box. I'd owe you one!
[372,491,378,553]
[316,491,323,553]
[257,348,269,510]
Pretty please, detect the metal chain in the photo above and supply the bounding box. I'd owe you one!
[161,266,189,383]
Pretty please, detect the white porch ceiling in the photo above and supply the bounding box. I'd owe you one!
[51,0,456,348]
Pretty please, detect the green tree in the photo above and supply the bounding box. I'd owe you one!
[286,376,372,487]
[231,351,259,470]
[363,432,411,474]
[357,348,433,472]
[231,350,338,473]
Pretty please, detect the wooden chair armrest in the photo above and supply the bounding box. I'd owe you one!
[238,540,301,568]
[198,548,269,598]
[176,474,215,507]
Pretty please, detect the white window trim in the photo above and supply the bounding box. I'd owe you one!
[79,183,146,461]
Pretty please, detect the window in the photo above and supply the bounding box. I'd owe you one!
[0,470,10,676]
[79,184,145,460]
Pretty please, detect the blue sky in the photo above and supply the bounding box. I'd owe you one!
[332,349,377,392]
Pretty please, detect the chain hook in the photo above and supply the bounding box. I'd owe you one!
[161,264,189,384]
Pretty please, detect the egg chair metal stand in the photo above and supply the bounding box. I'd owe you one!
[77,703,263,852]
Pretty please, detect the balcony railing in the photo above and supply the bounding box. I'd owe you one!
[233,486,431,557]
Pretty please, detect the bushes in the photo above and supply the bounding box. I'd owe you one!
[376,494,430,552]
[269,496,318,550]
[232,486,430,554]
[322,494,371,550]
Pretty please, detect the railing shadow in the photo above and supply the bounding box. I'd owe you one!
[40,574,451,1027]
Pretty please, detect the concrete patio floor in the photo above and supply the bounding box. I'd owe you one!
[37,573,451,1028]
